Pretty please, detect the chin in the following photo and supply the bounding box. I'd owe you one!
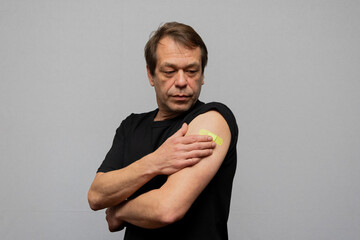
[169,102,193,113]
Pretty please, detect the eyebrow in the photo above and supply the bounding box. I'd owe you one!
[160,62,200,70]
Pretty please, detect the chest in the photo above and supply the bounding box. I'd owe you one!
[122,124,175,168]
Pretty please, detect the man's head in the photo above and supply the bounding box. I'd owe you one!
[145,22,208,120]
[145,22,208,76]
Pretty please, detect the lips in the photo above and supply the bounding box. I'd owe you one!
[172,95,190,101]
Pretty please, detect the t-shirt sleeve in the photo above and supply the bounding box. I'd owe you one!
[184,102,239,149]
[97,120,127,173]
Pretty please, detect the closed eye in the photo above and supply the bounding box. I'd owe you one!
[186,69,199,76]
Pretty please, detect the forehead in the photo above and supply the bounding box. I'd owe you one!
[156,37,201,67]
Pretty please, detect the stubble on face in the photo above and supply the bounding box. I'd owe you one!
[149,37,204,121]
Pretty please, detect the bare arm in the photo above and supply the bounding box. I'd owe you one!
[106,111,231,230]
[88,123,215,211]
[88,156,155,211]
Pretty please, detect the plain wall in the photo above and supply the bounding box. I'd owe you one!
[1,0,359,239]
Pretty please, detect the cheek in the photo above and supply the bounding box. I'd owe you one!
[189,78,203,90]
[155,80,173,95]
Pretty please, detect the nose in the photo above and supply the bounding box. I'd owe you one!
[174,70,187,88]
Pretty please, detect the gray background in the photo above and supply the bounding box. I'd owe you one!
[1,0,359,239]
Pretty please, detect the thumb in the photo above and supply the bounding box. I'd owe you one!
[172,123,188,138]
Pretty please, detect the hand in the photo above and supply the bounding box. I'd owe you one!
[106,206,125,232]
[151,123,216,175]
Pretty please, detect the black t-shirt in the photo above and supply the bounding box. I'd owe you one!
[98,101,238,240]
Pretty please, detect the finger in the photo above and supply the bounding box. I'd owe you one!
[173,157,202,170]
[171,123,188,138]
[181,134,214,144]
[184,157,202,167]
[182,141,216,152]
[185,148,214,159]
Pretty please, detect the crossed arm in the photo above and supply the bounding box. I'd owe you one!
[88,110,231,231]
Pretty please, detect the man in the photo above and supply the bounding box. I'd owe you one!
[88,22,238,240]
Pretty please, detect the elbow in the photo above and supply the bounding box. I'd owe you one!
[88,190,104,211]
[157,204,186,226]
[154,193,191,226]
[160,213,183,226]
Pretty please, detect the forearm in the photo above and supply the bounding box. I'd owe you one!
[112,165,208,229]
[114,189,173,229]
[88,154,157,210]
[90,124,214,211]
[112,111,231,229]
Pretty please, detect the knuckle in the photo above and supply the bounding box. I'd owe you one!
[192,142,201,149]
[174,145,182,152]
[184,152,192,159]
[185,158,195,166]
[169,138,177,144]
[187,136,197,143]
[191,142,204,150]
[187,151,199,159]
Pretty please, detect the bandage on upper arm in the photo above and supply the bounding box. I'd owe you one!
[199,129,223,146]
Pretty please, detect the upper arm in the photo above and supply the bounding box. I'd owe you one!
[157,110,231,218]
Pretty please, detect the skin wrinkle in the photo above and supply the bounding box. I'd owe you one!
[148,36,204,121]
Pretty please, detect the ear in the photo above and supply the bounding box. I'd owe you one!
[147,65,155,86]
[201,74,205,85]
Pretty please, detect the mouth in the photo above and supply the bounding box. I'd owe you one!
[171,95,191,101]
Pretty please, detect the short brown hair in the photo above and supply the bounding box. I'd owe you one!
[145,22,208,76]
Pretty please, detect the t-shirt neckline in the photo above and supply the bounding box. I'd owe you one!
[151,100,203,128]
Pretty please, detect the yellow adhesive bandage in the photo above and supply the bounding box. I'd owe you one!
[199,129,223,146]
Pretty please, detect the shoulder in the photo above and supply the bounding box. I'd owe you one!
[188,110,231,144]
[125,109,156,122]
[119,109,157,129]
[189,110,229,132]
[185,101,238,144]
[187,101,237,128]
[202,102,237,129]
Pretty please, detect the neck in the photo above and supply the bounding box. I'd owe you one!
[154,110,182,121]
[154,100,199,121]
